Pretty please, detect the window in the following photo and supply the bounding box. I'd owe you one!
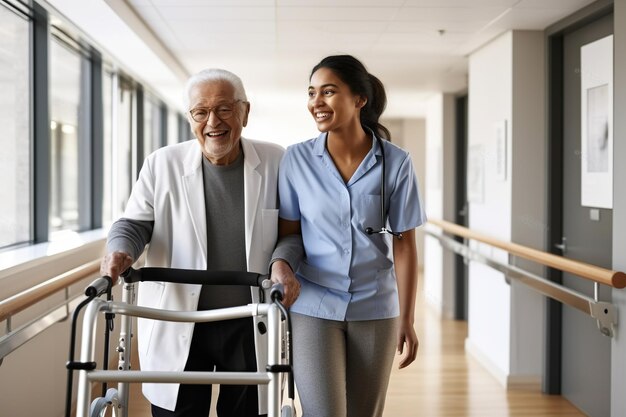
[167,108,179,145]
[49,35,91,236]
[0,3,30,248]
[102,68,114,226]
[143,91,164,160]
[0,3,181,249]
[114,76,135,216]
[179,113,192,143]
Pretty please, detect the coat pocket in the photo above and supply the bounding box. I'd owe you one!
[137,281,165,356]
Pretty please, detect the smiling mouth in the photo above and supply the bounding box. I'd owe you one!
[315,112,331,121]
[206,130,228,138]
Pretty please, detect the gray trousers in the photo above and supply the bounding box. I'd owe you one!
[291,313,399,417]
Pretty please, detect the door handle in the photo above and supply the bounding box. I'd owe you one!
[458,202,468,217]
[554,237,567,254]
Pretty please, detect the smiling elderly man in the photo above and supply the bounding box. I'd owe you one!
[100,68,302,417]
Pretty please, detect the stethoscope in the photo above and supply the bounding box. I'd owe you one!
[364,136,403,239]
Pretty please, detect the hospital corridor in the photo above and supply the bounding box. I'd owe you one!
[2,0,626,416]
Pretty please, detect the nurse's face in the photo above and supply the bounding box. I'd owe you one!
[187,80,250,165]
[308,67,364,134]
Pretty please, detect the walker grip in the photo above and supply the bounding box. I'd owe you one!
[122,267,267,287]
[84,276,113,298]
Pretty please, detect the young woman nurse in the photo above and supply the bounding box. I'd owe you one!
[277,55,426,417]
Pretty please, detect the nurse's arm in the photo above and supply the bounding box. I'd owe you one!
[393,228,419,369]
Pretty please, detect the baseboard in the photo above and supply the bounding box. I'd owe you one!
[464,338,541,391]
[465,338,508,387]
[506,375,542,391]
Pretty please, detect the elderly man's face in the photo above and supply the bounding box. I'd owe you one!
[188,80,249,165]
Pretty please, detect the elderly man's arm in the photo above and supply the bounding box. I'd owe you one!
[100,218,154,284]
[269,219,303,307]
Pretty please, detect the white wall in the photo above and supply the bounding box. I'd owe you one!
[465,30,546,388]
[466,30,515,383]
[424,94,444,311]
[423,93,456,317]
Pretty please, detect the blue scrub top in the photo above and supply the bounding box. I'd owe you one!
[278,131,426,321]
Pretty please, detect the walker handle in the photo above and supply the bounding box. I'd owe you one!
[121,267,267,287]
[84,276,113,298]
[270,283,284,302]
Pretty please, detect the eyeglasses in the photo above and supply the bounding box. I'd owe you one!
[189,100,243,123]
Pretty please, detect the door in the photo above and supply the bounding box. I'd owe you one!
[560,13,613,417]
[454,94,469,320]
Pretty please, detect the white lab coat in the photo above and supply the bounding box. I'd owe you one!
[122,138,284,413]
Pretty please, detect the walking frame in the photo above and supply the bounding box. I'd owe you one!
[65,267,296,417]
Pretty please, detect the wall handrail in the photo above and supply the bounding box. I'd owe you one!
[0,259,101,323]
[427,218,626,289]
[425,226,618,337]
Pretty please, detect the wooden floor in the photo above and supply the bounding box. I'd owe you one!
[119,280,585,417]
[381,287,585,417]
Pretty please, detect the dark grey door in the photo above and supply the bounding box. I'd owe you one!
[561,13,613,417]
[454,94,468,320]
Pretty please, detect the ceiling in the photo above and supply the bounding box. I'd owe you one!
[47,0,595,118]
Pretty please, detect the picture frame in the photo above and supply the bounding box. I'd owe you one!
[494,120,507,181]
[467,144,484,204]
[580,35,613,209]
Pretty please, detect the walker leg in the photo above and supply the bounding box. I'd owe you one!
[116,282,135,417]
[267,304,281,416]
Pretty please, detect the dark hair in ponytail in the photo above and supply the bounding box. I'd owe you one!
[310,55,391,141]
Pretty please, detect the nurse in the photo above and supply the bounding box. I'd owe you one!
[277,54,426,417]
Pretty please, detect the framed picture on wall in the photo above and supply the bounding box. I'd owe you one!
[580,34,613,209]
[467,144,484,204]
[494,120,507,181]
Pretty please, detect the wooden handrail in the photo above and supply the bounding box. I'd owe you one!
[427,218,626,289]
[0,259,101,322]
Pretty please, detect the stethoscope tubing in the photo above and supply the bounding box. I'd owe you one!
[365,136,402,239]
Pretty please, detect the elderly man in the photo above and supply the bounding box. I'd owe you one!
[100,69,301,417]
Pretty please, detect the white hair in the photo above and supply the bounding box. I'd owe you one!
[183,68,248,110]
